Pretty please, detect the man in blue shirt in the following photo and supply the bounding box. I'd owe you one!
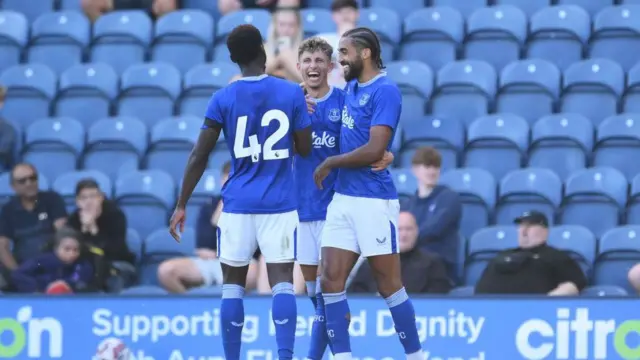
[294,36,393,360]
[313,28,424,359]
[169,24,312,360]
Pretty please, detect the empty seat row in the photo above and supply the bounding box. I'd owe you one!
[395,113,640,180]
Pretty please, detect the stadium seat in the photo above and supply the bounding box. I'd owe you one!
[559,167,627,237]
[116,63,181,127]
[449,286,475,296]
[22,117,84,181]
[626,175,640,225]
[440,168,496,238]
[27,11,90,74]
[183,169,221,227]
[589,6,640,72]
[307,0,364,7]
[52,170,112,210]
[464,114,529,181]
[556,0,613,16]
[358,8,401,63]
[301,8,334,38]
[120,285,168,295]
[464,6,527,72]
[146,116,200,182]
[623,62,640,113]
[83,117,148,180]
[58,0,83,10]
[0,64,57,129]
[126,228,142,263]
[138,227,195,285]
[214,10,270,61]
[527,5,590,71]
[594,114,640,181]
[399,7,464,72]
[90,11,152,75]
[496,59,561,125]
[431,0,487,17]
[369,0,424,20]
[593,226,640,293]
[1,0,54,23]
[432,60,497,126]
[0,172,49,205]
[152,10,213,74]
[494,0,550,16]
[178,62,239,117]
[208,150,232,170]
[464,226,518,286]
[390,168,417,201]
[54,63,119,127]
[385,61,432,123]
[496,168,562,225]
[528,114,593,180]
[548,225,596,276]
[115,170,175,239]
[582,285,628,297]
[399,116,464,170]
[187,285,223,295]
[0,11,28,73]
[560,59,624,127]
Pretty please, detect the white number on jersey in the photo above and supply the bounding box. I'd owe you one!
[233,110,291,162]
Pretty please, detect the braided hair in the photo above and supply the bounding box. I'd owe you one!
[342,27,385,70]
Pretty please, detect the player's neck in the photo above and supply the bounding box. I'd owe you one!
[240,65,266,78]
[307,84,331,99]
[357,68,381,84]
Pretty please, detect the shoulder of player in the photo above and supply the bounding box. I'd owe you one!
[371,79,401,97]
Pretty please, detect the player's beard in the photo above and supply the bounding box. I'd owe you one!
[342,56,364,81]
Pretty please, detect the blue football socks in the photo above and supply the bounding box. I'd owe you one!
[386,287,424,359]
[272,282,297,360]
[221,284,245,360]
[323,291,352,358]
[307,277,331,359]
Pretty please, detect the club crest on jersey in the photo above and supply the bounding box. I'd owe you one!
[359,93,370,106]
[328,108,341,122]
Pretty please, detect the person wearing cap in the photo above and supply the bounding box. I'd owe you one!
[475,210,587,295]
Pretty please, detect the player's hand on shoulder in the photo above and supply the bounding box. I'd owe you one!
[169,207,186,243]
[371,151,395,171]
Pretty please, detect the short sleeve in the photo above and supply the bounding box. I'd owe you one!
[48,191,68,220]
[203,91,224,129]
[371,84,402,130]
[293,86,312,131]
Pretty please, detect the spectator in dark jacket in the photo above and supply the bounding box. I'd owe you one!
[12,227,93,293]
[158,162,259,293]
[349,211,452,294]
[401,147,461,280]
[67,179,134,291]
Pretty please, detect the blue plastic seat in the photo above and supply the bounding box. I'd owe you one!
[182,0,221,20]
[116,63,181,127]
[560,167,627,237]
[369,0,424,20]
[626,175,640,225]
[497,59,561,125]
[0,11,28,73]
[126,228,142,263]
[146,116,201,182]
[139,227,195,285]
[548,225,596,276]
[27,11,90,74]
[593,226,640,293]
[53,170,111,211]
[527,5,590,71]
[390,168,417,201]
[594,114,640,181]
[358,8,401,63]
[214,10,270,61]
[90,11,152,75]
[528,114,593,180]
[385,61,432,123]
[2,0,54,23]
[431,0,487,17]
[560,59,624,127]
[590,5,640,71]
[496,168,562,225]
[557,0,614,16]
[179,62,238,117]
[54,63,118,127]
[493,0,550,16]
[582,285,628,297]
[152,10,214,74]
[465,226,518,286]
[623,62,640,113]
[440,168,496,238]
[183,169,222,228]
[0,64,57,129]
[83,117,147,180]
[22,117,84,181]
[399,7,464,71]
[449,286,475,296]
[300,8,334,38]
[187,285,223,295]
[464,5,527,72]
[399,116,464,170]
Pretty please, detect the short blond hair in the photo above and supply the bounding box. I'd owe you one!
[297,37,333,62]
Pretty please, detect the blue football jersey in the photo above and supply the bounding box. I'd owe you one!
[295,87,344,222]
[335,74,402,200]
[203,75,312,214]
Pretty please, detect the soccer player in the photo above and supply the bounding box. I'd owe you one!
[294,37,393,360]
[313,28,425,359]
[168,24,313,360]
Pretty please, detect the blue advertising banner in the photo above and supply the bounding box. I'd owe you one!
[1,296,640,360]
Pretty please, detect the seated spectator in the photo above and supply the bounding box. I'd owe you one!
[475,211,587,295]
[81,0,178,22]
[0,163,67,289]
[158,162,259,293]
[219,0,305,16]
[67,179,135,292]
[348,211,452,294]
[11,227,94,294]
[402,147,461,280]
[265,8,304,82]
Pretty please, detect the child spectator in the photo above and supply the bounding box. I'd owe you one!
[11,228,94,294]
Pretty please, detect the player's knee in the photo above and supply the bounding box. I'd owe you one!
[157,260,179,281]
[376,281,404,299]
[320,266,346,293]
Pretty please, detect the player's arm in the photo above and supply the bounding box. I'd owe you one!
[292,86,313,157]
[325,85,401,169]
[176,95,223,209]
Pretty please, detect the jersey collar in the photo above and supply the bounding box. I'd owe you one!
[314,86,334,103]
[357,72,386,87]
[238,74,268,82]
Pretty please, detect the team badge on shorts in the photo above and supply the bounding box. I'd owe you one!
[359,93,370,106]
[329,108,341,122]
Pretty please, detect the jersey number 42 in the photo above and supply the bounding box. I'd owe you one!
[233,109,290,163]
